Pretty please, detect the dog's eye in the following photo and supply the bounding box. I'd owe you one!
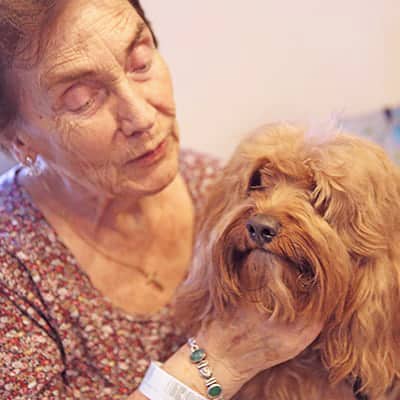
[248,170,264,191]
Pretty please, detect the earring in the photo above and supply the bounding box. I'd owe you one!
[24,155,34,168]
[24,154,41,176]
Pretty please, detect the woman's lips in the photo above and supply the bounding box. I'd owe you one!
[127,137,169,167]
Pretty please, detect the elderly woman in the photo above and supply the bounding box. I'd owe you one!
[0,1,321,399]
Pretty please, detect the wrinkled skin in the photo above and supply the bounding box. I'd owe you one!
[13,0,180,199]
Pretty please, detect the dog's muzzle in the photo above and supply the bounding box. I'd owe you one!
[246,214,280,247]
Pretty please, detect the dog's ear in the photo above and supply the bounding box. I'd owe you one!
[173,153,249,333]
[321,248,400,397]
[314,136,400,398]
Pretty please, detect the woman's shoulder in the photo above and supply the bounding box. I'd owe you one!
[179,149,223,211]
[0,166,19,202]
[0,166,58,282]
[0,169,68,397]
[0,167,27,234]
[0,167,42,243]
[0,167,43,291]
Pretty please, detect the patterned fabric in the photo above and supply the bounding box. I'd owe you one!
[0,150,221,400]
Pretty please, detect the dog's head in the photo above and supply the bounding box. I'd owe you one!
[176,124,400,397]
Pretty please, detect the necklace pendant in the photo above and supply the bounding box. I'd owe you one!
[146,272,164,291]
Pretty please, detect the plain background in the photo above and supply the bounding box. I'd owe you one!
[145,0,399,158]
[0,0,399,172]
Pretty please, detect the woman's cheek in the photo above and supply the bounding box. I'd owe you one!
[56,113,116,166]
[147,56,176,108]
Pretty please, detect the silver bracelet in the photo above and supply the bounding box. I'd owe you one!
[188,337,224,400]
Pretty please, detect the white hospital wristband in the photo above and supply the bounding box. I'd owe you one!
[139,361,207,400]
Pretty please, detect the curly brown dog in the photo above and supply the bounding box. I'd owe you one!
[176,124,400,400]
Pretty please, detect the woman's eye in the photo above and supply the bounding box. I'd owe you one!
[133,62,151,73]
[248,170,264,191]
[129,44,154,75]
[63,84,97,113]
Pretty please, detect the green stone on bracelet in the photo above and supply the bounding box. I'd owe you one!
[190,348,206,363]
[207,384,222,398]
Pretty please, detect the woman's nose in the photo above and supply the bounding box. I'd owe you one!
[117,82,157,137]
[120,117,154,137]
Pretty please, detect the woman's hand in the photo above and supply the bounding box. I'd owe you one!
[129,303,322,400]
[196,302,323,397]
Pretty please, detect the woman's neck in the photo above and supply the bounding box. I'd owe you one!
[19,166,195,313]
[18,166,194,257]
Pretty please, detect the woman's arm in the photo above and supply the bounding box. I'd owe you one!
[129,305,322,399]
[1,294,320,400]
[0,293,73,398]
[127,346,205,400]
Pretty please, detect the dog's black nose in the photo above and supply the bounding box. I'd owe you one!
[246,214,280,246]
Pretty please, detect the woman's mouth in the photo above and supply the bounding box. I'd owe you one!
[127,136,170,167]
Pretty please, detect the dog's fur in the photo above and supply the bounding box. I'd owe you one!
[176,124,400,400]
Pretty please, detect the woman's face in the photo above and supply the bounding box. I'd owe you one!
[15,0,180,196]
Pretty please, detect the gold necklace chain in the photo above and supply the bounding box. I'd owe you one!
[74,231,165,291]
[59,209,166,292]
[19,168,165,291]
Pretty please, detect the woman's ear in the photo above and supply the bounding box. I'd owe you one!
[7,129,37,165]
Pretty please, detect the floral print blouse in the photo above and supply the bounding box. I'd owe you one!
[0,150,220,399]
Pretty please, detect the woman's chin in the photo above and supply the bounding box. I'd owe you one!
[118,141,180,196]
